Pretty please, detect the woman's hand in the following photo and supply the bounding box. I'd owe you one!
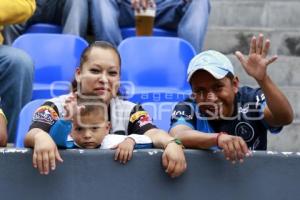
[162,141,187,178]
[33,132,63,175]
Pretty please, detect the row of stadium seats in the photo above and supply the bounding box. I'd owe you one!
[25,23,177,38]
[12,34,195,102]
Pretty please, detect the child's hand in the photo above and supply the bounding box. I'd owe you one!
[112,137,135,164]
[63,92,85,121]
[235,33,278,82]
[162,142,187,178]
[33,132,63,175]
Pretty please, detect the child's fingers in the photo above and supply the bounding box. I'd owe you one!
[128,150,133,161]
[119,149,125,163]
[114,148,120,161]
[122,151,128,164]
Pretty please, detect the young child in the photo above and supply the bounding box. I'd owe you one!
[50,96,152,164]
[170,34,294,163]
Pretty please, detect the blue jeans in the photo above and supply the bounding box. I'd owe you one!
[0,45,34,142]
[3,0,89,44]
[90,0,211,52]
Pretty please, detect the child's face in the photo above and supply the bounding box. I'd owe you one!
[190,70,239,119]
[70,113,110,149]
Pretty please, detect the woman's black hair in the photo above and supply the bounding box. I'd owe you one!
[79,41,121,70]
[71,41,123,96]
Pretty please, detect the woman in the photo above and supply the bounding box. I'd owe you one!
[25,41,186,177]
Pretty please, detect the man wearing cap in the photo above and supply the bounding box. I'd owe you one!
[170,34,293,163]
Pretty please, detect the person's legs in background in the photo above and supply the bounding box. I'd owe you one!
[90,0,134,47]
[155,0,211,52]
[0,46,34,142]
[178,0,211,52]
[3,0,89,45]
[61,0,89,38]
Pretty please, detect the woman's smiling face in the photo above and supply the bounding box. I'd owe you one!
[75,47,121,104]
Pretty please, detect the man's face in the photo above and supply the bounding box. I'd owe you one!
[71,113,110,149]
[190,70,239,119]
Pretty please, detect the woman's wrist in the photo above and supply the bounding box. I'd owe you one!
[164,138,184,149]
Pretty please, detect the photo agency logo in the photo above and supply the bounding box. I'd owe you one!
[50,81,72,98]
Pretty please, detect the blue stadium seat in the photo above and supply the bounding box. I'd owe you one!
[142,101,176,131]
[26,23,62,34]
[12,33,89,99]
[118,37,196,103]
[15,99,45,147]
[121,27,177,39]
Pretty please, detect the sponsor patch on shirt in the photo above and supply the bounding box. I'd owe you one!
[137,114,152,127]
[129,111,152,127]
[32,106,59,125]
[130,111,148,123]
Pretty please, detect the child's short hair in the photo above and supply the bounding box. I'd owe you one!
[77,96,109,121]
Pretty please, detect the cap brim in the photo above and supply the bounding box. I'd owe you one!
[187,66,228,82]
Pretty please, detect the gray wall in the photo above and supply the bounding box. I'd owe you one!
[0,148,300,200]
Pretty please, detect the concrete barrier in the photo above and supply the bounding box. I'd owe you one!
[0,148,300,200]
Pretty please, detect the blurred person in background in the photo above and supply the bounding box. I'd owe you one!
[0,0,36,144]
[3,0,88,45]
[90,0,211,52]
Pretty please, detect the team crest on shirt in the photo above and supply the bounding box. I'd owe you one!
[32,106,59,125]
[234,122,254,142]
[130,111,152,127]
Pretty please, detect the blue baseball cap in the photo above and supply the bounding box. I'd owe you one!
[187,50,234,82]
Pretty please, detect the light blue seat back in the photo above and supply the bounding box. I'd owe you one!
[26,23,62,34]
[118,37,195,103]
[121,27,177,39]
[12,33,89,99]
